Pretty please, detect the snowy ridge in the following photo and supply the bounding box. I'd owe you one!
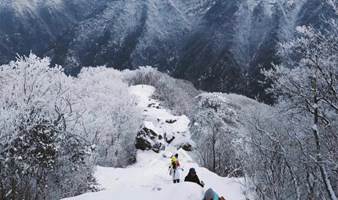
[0,0,64,14]
[63,85,246,200]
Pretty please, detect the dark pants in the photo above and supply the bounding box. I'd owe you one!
[173,179,180,183]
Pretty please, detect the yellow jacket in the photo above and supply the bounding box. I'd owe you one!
[171,156,177,164]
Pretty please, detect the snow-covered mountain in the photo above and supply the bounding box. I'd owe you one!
[0,0,336,101]
[0,0,105,65]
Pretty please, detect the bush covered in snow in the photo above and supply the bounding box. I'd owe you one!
[71,67,142,167]
[0,55,94,199]
[190,93,250,177]
[0,55,143,199]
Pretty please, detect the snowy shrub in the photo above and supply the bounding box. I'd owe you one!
[0,55,144,199]
[72,67,142,167]
[0,55,94,200]
[123,66,200,116]
[190,93,243,177]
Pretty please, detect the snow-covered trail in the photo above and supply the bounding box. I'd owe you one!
[63,85,246,200]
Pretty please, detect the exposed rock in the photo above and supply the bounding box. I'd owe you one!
[179,143,193,151]
[164,133,175,144]
[152,143,164,153]
[135,125,165,153]
[165,119,177,124]
[135,135,152,151]
[158,135,163,140]
[148,103,156,108]
[143,127,158,139]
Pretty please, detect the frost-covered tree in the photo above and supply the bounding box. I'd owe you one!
[72,67,142,167]
[191,93,242,177]
[243,12,338,200]
[266,22,338,200]
[241,105,308,200]
[0,55,144,199]
[0,55,94,200]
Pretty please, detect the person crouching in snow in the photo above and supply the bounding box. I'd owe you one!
[203,188,226,200]
[169,153,182,183]
[184,168,204,187]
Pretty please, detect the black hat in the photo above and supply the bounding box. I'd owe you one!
[189,168,196,173]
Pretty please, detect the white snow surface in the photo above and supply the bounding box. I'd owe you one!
[63,85,246,200]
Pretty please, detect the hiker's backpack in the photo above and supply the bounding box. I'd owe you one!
[171,156,178,169]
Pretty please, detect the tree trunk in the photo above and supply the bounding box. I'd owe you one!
[312,77,337,200]
[212,128,216,172]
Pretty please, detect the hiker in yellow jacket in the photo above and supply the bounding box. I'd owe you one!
[169,153,182,183]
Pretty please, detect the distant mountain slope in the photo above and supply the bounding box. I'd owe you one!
[0,0,336,102]
[0,0,106,64]
[56,0,193,72]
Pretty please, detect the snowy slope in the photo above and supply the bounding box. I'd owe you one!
[62,85,246,200]
[0,0,63,12]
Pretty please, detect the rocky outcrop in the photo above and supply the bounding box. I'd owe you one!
[135,124,166,153]
[179,143,193,151]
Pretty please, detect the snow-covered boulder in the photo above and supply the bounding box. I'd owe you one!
[135,122,165,153]
[135,133,152,151]
[179,143,193,151]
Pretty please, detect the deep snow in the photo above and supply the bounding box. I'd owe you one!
[63,85,246,200]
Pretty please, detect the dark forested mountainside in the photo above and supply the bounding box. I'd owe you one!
[0,0,336,103]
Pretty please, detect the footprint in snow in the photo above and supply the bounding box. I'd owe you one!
[152,187,162,191]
